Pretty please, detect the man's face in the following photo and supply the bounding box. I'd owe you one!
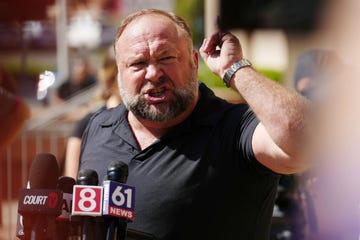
[114,14,199,123]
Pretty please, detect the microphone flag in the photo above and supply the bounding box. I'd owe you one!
[102,180,135,222]
[72,185,103,216]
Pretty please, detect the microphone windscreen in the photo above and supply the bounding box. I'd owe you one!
[57,176,76,193]
[77,169,99,185]
[28,153,59,189]
[107,161,128,183]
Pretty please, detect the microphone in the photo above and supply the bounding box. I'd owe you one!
[102,161,135,240]
[17,153,63,240]
[54,176,77,240]
[72,169,104,240]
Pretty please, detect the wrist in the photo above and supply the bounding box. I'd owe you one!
[222,59,252,87]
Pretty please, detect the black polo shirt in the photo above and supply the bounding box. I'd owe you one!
[79,82,281,240]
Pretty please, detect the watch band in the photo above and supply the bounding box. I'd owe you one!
[222,59,252,87]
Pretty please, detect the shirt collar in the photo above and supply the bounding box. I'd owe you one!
[100,82,236,145]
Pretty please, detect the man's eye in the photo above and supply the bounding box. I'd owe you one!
[131,61,146,68]
[160,56,176,63]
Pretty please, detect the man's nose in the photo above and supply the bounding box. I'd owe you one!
[145,63,163,82]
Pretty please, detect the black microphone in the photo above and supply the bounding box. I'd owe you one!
[72,169,104,240]
[77,169,99,186]
[103,161,134,240]
[54,176,77,240]
[17,153,63,240]
[107,161,129,183]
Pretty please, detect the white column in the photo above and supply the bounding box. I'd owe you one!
[55,0,69,85]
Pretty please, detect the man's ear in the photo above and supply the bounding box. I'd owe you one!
[193,50,199,69]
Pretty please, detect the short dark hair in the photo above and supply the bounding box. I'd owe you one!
[114,9,192,54]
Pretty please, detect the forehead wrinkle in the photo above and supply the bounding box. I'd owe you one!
[120,39,181,65]
[152,46,180,58]
[117,37,149,66]
[123,53,146,65]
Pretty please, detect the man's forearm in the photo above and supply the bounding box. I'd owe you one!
[231,67,309,157]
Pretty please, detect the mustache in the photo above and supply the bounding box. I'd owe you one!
[141,77,173,90]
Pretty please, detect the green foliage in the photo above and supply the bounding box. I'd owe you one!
[173,0,204,47]
[198,61,224,87]
[257,68,284,84]
[1,60,55,77]
[198,61,285,88]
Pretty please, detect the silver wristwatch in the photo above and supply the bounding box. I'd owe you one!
[222,59,252,87]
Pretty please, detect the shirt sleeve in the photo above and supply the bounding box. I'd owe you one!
[71,112,95,138]
[238,108,281,175]
[237,107,259,161]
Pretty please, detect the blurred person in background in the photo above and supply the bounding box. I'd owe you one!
[0,64,31,227]
[62,48,122,179]
[55,56,97,103]
[271,48,343,240]
[0,64,31,153]
[293,49,342,102]
[302,0,360,239]
[293,48,343,239]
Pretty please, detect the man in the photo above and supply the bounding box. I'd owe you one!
[79,9,308,239]
[294,49,341,100]
[271,49,341,240]
[0,64,31,153]
[290,49,351,239]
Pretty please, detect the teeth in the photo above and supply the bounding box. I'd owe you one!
[149,88,165,97]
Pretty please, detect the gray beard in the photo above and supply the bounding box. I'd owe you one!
[119,75,198,123]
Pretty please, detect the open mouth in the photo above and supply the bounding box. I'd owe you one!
[144,86,169,102]
[148,87,166,97]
